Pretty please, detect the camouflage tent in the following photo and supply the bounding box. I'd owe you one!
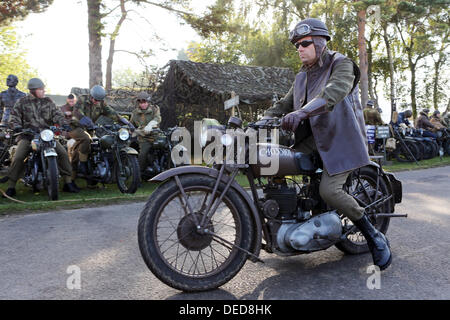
[154,60,296,130]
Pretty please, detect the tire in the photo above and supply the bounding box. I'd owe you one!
[138,173,254,292]
[422,140,435,159]
[45,156,59,201]
[335,166,392,255]
[115,153,140,194]
[414,141,427,161]
[395,140,420,162]
[444,139,450,156]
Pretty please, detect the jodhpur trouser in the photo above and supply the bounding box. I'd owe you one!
[294,135,364,221]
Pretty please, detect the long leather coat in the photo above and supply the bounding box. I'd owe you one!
[266,50,370,176]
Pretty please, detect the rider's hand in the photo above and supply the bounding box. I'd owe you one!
[79,116,95,129]
[281,110,307,132]
[144,120,158,134]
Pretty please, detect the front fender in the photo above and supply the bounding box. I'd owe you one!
[43,148,57,157]
[151,165,262,262]
[120,146,138,155]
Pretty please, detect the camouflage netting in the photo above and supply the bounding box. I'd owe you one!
[70,87,151,115]
[153,60,295,130]
[70,60,295,130]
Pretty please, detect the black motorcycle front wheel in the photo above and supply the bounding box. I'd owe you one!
[115,153,140,194]
[335,166,391,255]
[138,174,254,292]
[46,156,59,201]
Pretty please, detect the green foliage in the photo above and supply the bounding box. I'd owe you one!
[0,26,38,92]
[0,0,53,26]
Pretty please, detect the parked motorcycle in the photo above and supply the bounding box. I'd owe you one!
[74,124,140,193]
[137,127,180,180]
[19,127,60,200]
[137,116,405,292]
[0,125,16,170]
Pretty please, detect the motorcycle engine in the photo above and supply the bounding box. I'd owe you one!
[263,179,343,254]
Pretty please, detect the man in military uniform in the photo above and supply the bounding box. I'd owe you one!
[363,100,384,125]
[1,78,79,197]
[415,109,437,139]
[430,110,446,131]
[0,75,26,125]
[130,92,161,177]
[69,85,131,176]
[261,18,391,270]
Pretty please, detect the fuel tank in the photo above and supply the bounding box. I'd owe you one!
[250,143,317,177]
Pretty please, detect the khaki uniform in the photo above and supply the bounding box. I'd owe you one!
[264,49,365,221]
[130,104,161,173]
[363,107,384,125]
[430,116,446,131]
[7,94,72,187]
[70,95,120,163]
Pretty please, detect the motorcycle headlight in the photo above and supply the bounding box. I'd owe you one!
[200,118,221,147]
[118,128,130,141]
[40,129,54,142]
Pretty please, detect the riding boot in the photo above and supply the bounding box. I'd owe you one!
[3,187,16,198]
[63,182,80,193]
[353,215,392,270]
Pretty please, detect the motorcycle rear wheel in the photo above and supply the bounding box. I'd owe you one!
[138,174,253,292]
[335,166,391,255]
[46,156,59,201]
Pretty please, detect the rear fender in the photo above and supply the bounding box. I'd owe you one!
[366,162,402,208]
[151,166,262,262]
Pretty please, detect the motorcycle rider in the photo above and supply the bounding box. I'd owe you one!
[0,75,26,125]
[394,109,413,129]
[69,85,133,177]
[415,109,437,139]
[430,110,446,131]
[262,18,392,270]
[0,78,79,197]
[130,92,161,178]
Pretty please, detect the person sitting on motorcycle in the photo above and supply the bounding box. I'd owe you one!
[0,78,79,197]
[261,18,392,270]
[394,110,413,129]
[430,110,446,131]
[415,109,438,139]
[130,92,161,179]
[69,85,133,178]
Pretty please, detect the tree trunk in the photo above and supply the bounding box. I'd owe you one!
[382,24,396,122]
[87,0,103,87]
[410,59,417,120]
[367,33,376,106]
[105,0,127,90]
[357,9,369,108]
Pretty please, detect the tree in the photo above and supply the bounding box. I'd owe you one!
[88,0,103,88]
[0,0,53,26]
[0,26,39,92]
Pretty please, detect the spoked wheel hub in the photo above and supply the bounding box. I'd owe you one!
[177,213,214,251]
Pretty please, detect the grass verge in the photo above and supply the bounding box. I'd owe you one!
[1,155,449,214]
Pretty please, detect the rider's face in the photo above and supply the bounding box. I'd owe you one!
[34,88,45,99]
[138,100,149,110]
[67,98,76,107]
[296,36,316,65]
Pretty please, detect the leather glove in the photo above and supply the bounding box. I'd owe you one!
[144,120,158,134]
[281,110,308,132]
[79,116,95,129]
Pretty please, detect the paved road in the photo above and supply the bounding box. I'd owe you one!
[1,166,449,300]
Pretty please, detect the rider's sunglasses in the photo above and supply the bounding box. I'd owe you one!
[295,40,314,49]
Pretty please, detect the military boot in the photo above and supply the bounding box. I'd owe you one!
[353,215,392,270]
[63,182,80,193]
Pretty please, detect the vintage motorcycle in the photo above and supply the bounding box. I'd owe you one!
[138,116,405,292]
[0,125,15,170]
[75,124,140,193]
[20,126,60,200]
[135,127,180,180]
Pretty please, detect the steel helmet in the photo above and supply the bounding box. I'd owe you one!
[289,18,331,44]
[367,100,375,107]
[90,85,106,101]
[136,92,150,101]
[27,78,45,90]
